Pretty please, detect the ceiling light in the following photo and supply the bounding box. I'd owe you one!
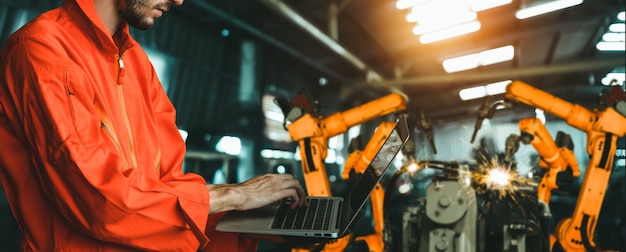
[407,8,474,24]
[596,41,625,51]
[609,23,625,33]
[443,53,480,73]
[515,0,583,19]
[596,17,625,51]
[408,0,471,23]
[479,45,515,65]
[459,86,486,101]
[601,73,625,85]
[412,12,477,35]
[601,68,625,86]
[459,80,512,101]
[602,32,625,42]
[470,0,513,11]
[443,45,515,72]
[420,21,481,44]
[485,80,512,95]
[396,0,431,10]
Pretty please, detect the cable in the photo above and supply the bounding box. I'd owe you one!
[526,219,550,252]
[581,214,598,252]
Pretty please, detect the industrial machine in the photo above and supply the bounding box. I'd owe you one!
[472,99,581,251]
[470,80,626,251]
[506,117,581,251]
[399,160,478,252]
[395,153,546,252]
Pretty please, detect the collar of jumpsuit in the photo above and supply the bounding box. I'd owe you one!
[0,0,256,251]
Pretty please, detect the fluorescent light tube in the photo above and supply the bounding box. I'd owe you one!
[443,45,514,72]
[485,80,512,95]
[470,0,512,11]
[459,86,487,100]
[479,45,515,65]
[602,32,625,42]
[601,72,625,85]
[515,0,583,19]
[420,20,481,44]
[609,23,625,33]
[596,41,625,51]
[443,53,480,73]
[412,12,477,35]
[396,0,432,10]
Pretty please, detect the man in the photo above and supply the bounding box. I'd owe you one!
[0,0,306,251]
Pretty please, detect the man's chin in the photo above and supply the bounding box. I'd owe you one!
[129,20,154,30]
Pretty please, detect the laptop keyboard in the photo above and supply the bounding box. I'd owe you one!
[271,198,334,231]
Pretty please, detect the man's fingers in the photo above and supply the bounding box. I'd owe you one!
[279,179,307,208]
[294,184,307,207]
[236,173,308,210]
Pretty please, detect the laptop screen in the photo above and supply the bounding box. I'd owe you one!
[342,114,409,230]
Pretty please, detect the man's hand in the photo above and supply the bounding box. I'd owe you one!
[207,174,307,214]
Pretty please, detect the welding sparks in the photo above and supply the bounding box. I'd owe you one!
[486,167,512,188]
[406,161,421,174]
[472,155,537,199]
[470,155,540,223]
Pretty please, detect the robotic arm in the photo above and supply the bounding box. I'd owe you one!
[508,117,580,205]
[277,91,408,252]
[284,92,408,196]
[470,98,513,144]
[504,80,626,252]
[417,110,437,154]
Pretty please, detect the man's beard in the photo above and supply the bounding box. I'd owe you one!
[119,0,157,30]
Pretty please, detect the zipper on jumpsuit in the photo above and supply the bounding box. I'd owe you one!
[115,54,139,168]
[98,54,138,170]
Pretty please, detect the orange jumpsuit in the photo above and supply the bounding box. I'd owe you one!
[0,0,255,251]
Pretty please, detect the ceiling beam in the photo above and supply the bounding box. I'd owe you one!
[346,58,625,95]
[258,0,385,82]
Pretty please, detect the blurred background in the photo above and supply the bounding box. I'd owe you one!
[0,0,624,251]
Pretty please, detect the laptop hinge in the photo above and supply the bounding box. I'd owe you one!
[335,201,343,230]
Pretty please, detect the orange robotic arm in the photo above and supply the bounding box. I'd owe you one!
[284,92,407,252]
[517,117,580,205]
[286,93,407,197]
[505,80,626,252]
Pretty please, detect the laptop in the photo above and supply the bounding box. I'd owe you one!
[216,113,410,239]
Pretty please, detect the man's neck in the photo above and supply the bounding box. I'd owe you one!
[93,0,122,36]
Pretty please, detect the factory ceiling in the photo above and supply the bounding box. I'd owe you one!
[1,1,624,127]
[180,0,625,125]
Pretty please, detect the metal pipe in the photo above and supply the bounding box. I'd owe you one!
[258,0,384,81]
[348,58,625,92]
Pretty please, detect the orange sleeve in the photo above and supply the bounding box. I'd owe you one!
[2,37,208,250]
[202,212,259,252]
